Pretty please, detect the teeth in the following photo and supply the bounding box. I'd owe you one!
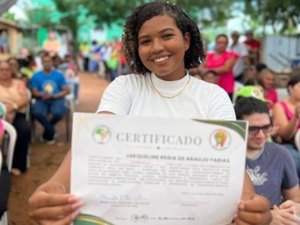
[154,56,168,62]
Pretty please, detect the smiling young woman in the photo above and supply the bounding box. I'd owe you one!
[28,2,271,225]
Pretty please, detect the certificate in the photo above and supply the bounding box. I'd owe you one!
[71,113,247,225]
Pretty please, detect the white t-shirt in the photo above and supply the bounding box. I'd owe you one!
[230,42,249,77]
[97,73,235,120]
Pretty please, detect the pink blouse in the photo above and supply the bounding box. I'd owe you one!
[0,119,3,136]
[205,51,238,93]
[280,101,300,129]
[265,88,278,108]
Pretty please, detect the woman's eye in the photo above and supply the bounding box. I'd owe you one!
[139,39,150,45]
[162,33,174,39]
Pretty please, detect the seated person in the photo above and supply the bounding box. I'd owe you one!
[0,60,31,175]
[30,54,70,144]
[20,55,37,86]
[235,97,300,225]
[201,70,218,84]
[189,68,218,84]
[258,69,278,109]
[273,74,300,180]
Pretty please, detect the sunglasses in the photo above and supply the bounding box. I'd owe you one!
[248,124,272,135]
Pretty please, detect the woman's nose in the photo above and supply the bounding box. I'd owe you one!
[151,39,163,53]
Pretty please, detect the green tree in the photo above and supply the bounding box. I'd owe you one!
[22,0,300,46]
[240,0,300,34]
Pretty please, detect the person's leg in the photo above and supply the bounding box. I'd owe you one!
[283,144,300,182]
[31,100,54,140]
[89,60,98,73]
[12,113,31,172]
[84,57,89,71]
[49,98,66,127]
[0,167,10,217]
[74,80,79,103]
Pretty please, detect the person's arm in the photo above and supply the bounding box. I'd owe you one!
[52,73,71,99]
[15,82,30,109]
[28,151,81,224]
[271,189,300,224]
[28,112,114,224]
[272,102,300,140]
[234,172,272,225]
[2,81,29,112]
[53,86,70,99]
[282,183,300,203]
[270,200,300,225]
[31,89,48,100]
[212,57,236,75]
[30,74,48,99]
[189,61,207,76]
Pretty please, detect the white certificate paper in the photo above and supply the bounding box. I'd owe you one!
[71,113,247,225]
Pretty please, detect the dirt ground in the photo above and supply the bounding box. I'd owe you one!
[8,73,110,225]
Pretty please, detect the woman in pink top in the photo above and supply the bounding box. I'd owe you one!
[273,75,300,141]
[273,74,300,180]
[191,34,238,100]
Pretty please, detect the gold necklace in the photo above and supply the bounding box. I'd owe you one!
[150,74,191,99]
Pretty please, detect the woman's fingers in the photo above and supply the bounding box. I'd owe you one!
[29,191,75,208]
[28,182,84,222]
[29,198,84,220]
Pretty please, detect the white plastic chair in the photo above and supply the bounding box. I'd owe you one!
[294,130,300,152]
[0,102,6,120]
[2,120,17,171]
[0,120,17,225]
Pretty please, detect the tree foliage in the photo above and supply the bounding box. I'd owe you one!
[240,0,300,33]
[17,0,300,44]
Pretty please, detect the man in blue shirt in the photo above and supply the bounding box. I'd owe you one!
[30,54,70,144]
[235,97,300,225]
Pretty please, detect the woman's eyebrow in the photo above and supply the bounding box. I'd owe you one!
[138,27,175,40]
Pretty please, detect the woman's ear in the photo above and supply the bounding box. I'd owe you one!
[184,32,191,51]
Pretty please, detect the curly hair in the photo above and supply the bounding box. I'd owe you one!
[122,1,204,74]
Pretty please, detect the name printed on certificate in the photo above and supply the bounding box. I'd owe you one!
[71,113,248,225]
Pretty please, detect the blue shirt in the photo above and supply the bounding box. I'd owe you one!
[246,142,299,206]
[30,69,67,95]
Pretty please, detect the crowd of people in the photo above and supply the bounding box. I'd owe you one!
[0,1,300,224]
[78,38,131,81]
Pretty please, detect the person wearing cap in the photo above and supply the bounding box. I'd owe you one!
[235,85,265,103]
[235,97,300,225]
[230,31,250,83]
[244,30,261,65]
